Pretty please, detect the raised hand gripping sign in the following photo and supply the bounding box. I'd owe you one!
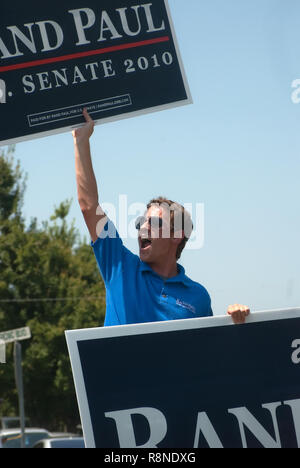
[0,0,192,146]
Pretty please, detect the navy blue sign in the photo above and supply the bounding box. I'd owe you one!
[0,0,191,145]
[66,309,300,448]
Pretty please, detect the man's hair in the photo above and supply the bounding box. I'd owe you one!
[147,196,193,260]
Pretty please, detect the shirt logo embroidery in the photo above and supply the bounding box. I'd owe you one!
[176,299,196,314]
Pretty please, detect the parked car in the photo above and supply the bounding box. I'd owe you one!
[0,428,50,448]
[1,417,30,430]
[32,437,85,448]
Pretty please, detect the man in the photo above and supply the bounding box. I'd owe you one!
[73,109,250,325]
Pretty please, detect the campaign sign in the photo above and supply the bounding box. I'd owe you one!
[0,0,191,146]
[66,308,300,448]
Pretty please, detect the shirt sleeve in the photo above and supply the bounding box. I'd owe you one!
[91,219,125,285]
[205,289,213,317]
[196,283,213,317]
[207,302,214,317]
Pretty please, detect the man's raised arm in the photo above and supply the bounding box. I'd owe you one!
[73,109,106,242]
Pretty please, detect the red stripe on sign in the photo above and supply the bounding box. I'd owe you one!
[0,36,170,73]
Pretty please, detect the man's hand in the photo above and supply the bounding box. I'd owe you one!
[72,108,94,144]
[227,304,250,324]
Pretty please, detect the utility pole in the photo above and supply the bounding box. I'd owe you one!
[0,327,31,448]
[14,342,26,449]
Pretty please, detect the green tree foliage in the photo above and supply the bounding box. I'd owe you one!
[0,147,105,431]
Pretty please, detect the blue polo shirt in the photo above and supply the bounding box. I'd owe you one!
[92,220,213,326]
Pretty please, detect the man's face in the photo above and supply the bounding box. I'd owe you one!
[137,205,177,265]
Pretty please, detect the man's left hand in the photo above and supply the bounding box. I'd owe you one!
[227,304,250,324]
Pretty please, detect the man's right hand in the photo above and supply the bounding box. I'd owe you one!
[72,108,95,144]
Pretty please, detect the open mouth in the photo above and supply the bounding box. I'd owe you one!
[140,238,152,249]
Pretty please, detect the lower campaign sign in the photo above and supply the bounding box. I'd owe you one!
[65,308,300,448]
[0,0,191,146]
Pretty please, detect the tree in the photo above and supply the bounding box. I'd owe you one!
[0,147,106,430]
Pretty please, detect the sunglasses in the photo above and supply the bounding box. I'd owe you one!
[135,216,164,231]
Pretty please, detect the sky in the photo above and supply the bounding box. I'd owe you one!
[5,0,300,315]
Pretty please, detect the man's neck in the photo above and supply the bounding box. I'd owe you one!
[147,260,178,279]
